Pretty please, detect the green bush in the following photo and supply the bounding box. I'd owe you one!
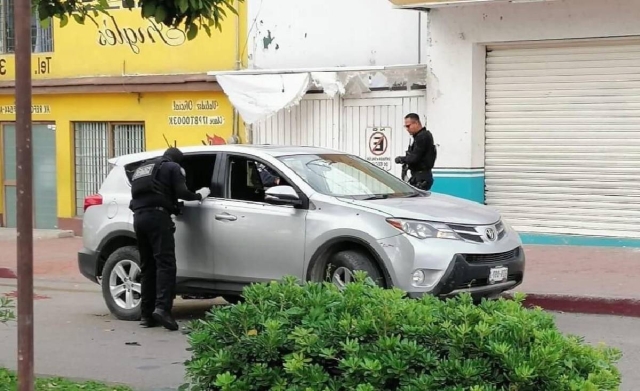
[0,368,132,390]
[185,273,621,391]
[0,296,14,324]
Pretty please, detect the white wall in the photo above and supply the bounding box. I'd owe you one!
[425,0,640,169]
[246,0,425,69]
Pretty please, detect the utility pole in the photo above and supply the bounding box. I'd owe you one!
[15,0,34,386]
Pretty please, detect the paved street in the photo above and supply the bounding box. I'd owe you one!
[0,280,217,390]
[0,278,638,390]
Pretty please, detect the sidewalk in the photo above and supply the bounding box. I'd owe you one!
[0,230,638,316]
[0,232,83,281]
[513,245,640,317]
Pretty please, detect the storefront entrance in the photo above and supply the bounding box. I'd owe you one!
[2,123,58,229]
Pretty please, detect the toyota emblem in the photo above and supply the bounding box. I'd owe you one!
[485,228,497,241]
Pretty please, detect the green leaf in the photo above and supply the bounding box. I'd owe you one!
[122,0,135,9]
[39,17,51,28]
[141,1,156,18]
[154,5,167,23]
[186,23,198,41]
[59,13,69,28]
[221,0,238,15]
[177,0,189,13]
[72,14,84,24]
[202,23,211,37]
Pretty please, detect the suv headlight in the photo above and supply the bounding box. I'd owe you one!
[386,218,459,240]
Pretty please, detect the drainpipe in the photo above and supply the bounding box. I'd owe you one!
[230,0,243,144]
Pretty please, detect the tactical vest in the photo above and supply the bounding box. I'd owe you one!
[130,157,172,199]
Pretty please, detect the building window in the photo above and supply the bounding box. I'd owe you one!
[0,0,54,53]
[74,122,145,216]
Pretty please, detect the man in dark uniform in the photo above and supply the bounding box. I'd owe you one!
[129,147,210,331]
[395,113,437,191]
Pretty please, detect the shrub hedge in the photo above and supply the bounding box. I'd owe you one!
[0,296,14,324]
[0,368,132,391]
[185,273,621,391]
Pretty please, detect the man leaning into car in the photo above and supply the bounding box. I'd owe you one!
[129,147,210,331]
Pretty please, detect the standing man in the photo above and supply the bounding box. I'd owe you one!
[395,113,437,191]
[129,147,210,331]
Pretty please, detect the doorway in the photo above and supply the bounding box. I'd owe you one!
[2,123,58,229]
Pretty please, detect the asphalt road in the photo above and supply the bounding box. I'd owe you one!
[0,279,638,390]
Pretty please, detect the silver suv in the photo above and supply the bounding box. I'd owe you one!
[78,145,525,320]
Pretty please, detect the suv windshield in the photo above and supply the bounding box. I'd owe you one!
[278,153,420,199]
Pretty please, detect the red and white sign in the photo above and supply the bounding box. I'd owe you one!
[365,127,392,171]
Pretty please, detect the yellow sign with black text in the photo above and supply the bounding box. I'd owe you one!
[0,91,235,219]
[0,0,246,80]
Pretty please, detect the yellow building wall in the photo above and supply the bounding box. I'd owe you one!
[0,0,247,80]
[0,91,234,218]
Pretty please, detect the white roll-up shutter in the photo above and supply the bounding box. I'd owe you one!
[485,40,640,239]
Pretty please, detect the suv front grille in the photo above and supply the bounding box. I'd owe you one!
[464,248,520,264]
[448,224,484,243]
[448,220,507,244]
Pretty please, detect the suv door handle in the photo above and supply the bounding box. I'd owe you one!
[215,213,237,222]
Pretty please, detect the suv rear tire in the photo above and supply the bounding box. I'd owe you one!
[326,250,385,288]
[101,246,142,321]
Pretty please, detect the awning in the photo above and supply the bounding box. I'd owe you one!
[211,64,427,125]
[390,0,555,9]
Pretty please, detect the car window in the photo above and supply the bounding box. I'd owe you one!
[123,153,218,194]
[226,155,290,202]
[278,153,418,199]
[181,154,217,193]
[124,160,146,183]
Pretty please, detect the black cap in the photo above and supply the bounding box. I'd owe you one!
[163,147,184,163]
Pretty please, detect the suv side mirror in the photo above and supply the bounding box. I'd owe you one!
[265,185,302,206]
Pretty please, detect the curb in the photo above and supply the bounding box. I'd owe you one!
[508,293,640,318]
[0,277,100,293]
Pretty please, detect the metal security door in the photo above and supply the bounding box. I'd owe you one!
[343,90,427,179]
[485,40,640,239]
[2,123,57,229]
[253,94,342,149]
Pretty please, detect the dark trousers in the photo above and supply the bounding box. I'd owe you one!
[133,209,177,318]
[409,170,434,191]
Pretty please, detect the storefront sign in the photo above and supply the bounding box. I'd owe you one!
[0,104,51,115]
[0,56,53,79]
[169,99,224,126]
[365,127,392,171]
[168,115,225,126]
[97,16,187,55]
[172,100,219,111]
[0,0,243,79]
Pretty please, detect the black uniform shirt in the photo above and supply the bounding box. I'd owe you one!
[129,160,201,212]
[403,127,437,173]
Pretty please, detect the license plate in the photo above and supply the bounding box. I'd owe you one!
[489,267,508,284]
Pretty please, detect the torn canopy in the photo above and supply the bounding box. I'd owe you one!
[215,73,311,125]
[215,67,426,125]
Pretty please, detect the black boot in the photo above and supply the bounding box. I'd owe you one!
[152,308,179,331]
[140,316,158,328]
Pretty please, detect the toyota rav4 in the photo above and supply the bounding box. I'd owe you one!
[78,145,525,320]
